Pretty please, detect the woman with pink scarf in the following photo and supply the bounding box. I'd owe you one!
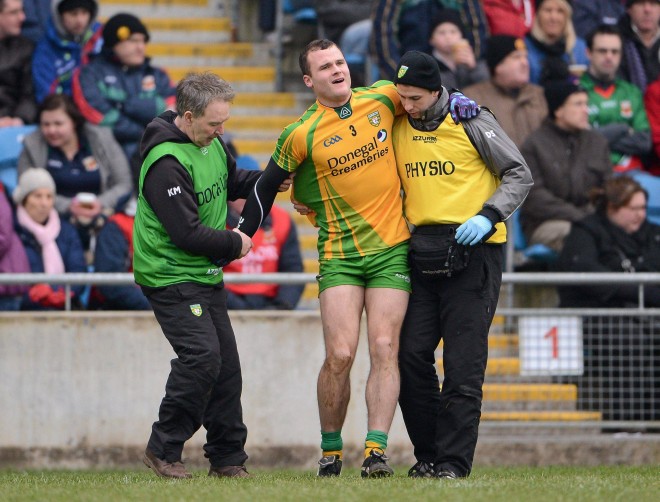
[13,168,86,309]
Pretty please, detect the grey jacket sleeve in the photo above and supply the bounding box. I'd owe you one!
[461,108,534,221]
[85,124,133,212]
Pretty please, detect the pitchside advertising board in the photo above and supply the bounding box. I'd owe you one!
[519,316,583,376]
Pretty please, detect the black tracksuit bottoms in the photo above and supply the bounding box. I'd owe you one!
[143,282,248,467]
[399,244,503,477]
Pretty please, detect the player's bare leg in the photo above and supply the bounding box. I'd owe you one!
[317,285,365,431]
[364,287,409,432]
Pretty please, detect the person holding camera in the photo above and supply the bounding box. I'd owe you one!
[392,51,532,479]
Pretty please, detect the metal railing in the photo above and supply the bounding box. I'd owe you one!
[1,272,659,310]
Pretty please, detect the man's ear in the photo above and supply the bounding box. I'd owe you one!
[303,75,313,89]
[183,110,193,124]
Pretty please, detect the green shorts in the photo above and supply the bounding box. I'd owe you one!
[317,241,411,293]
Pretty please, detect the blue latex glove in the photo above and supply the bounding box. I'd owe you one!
[455,215,492,246]
[449,91,480,124]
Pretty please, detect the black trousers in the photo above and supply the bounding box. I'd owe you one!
[144,282,248,467]
[399,244,503,477]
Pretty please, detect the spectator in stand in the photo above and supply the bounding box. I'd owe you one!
[18,94,132,250]
[428,9,489,89]
[0,0,37,127]
[92,195,150,310]
[73,12,176,159]
[525,0,589,84]
[371,0,489,81]
[483,0,535,38]
[645,77,660,174]
[224,197,304,310]
[465,35,548,148]
[13,167,86,309]
[558,176,660,307]
[580,24,651,173]
[20,0,50,43]
[0,181,30,310]
[32,0,103,104]
[557,176,660,422]
[618,0,660,92]
[572,0,625,40]
[520,79,612,253]
[313,0,372,44]
[88,148,148,310]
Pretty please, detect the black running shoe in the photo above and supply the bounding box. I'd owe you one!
[360,448,394,478]
[436,468,458,479]
[317,455,342,477]
[408,460,435,478]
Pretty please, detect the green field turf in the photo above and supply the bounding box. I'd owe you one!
[1,466,658,502]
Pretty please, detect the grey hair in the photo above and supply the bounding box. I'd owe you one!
[175,72,235,118]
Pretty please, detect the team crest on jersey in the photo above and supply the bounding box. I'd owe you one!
[190,304,202,317]
[200,147,209,155]
[620,100,633,119]
[82,156,98,171]
[367,111,381,126]
[335,103,352,119]
[142,75,156,92]
[397,65,409,79]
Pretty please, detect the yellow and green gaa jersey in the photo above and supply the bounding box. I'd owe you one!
[393,114,507,244]
[273,81,410,259]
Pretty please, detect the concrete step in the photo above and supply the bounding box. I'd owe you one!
[233,138,277,155]
[483,400,580,412]
[99,0,228,19]
[227,115,297,140]
[229,115,299,132]
[163,66,275,92]
[148,42,273,67]
[438,333,518,359]
[482,383,577,402]
[481,410,602,421]
[232,92,310,114]
[303,258,318,274]
[438,357,520,377]
[126,18,232,43]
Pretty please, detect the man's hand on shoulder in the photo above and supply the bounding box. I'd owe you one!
[448,91,480,125]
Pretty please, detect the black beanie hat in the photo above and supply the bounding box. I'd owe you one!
[431,9,465,37]
[544,80,585,117]
[486,35,527,73]
[394,51,443,91]
[57,0,96,15]
[102,13,150,51]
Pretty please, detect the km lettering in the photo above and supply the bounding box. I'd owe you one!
[167,186,181,197]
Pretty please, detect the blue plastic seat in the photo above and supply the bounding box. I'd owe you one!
[0,124,37,196]
[511,210,558,265]
[283,0,317,24]
[627,170,660,226]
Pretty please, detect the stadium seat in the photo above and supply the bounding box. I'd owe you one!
[627,170,660,226]
[283,0,317,24]
[511,210,558,269]
[0,124,37,196]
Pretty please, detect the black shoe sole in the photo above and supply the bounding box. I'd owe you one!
[361,466,394,478]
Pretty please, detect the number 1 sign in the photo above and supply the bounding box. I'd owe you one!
[519,316,583,376]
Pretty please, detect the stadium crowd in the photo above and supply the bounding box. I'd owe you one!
[0,0,659,312]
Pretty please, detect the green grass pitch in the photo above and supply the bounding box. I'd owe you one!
[1,466,658,501]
